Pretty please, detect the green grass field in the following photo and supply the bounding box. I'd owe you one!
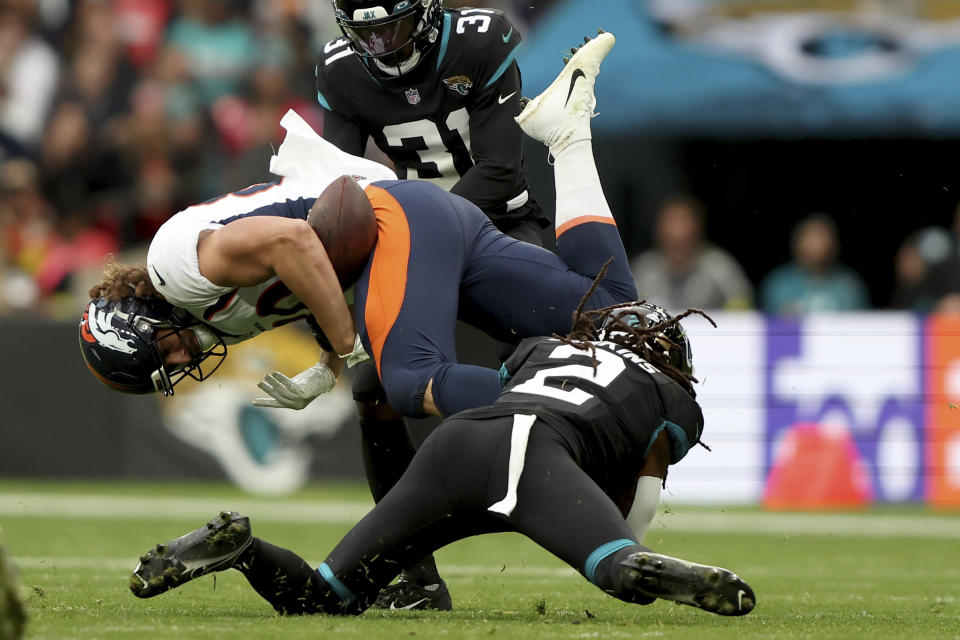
[1,480,957,640]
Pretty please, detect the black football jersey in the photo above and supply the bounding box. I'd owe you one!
[458,337,704,488]
[315,7,546,228]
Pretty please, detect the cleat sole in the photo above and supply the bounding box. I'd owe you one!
[620,552,755,616]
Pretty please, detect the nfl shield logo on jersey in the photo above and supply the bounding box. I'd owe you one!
[404,88,421,105]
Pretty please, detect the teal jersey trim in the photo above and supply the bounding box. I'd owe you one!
[498,363,512,387]
[643,420,693,464]
[436,12,453,70]
[316,90,331,110]
[483,42,521,90]
[318,562,355,603]
[585,538,635,585]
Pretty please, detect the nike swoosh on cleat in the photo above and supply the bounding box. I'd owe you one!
[565,69,586,108]
[737,589,745,610]
[390,597,429,610]
[502,28,513,43]
[498,91,517,104]
[151,265,166,286]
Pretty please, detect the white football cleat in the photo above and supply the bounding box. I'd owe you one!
[515,31,615,157]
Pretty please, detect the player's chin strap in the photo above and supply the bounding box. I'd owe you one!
[373,47,422,76]
[193,325,220,351]
[625,476,661,543]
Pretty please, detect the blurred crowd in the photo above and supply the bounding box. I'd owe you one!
[0,0,560,317]
[632,192,960,316]
[1,0,958,319]
[0,0,351,316]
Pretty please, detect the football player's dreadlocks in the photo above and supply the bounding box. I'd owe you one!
[556,259,716,397]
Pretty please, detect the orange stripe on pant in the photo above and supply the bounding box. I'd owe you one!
[362,185,411,378]
[555,215,617,239]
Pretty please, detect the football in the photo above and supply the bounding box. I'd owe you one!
[307,175,378,288]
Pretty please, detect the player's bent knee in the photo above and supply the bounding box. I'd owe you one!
[380,368,432,419]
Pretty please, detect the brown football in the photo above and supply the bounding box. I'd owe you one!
[307,175,378,288]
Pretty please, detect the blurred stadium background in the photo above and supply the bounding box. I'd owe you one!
[2,0,960,514]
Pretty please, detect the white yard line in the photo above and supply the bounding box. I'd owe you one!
[13,557,579,577]
[0,493,372,523]
[0,492,957,538]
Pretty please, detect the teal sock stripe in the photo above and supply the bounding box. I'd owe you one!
[318,562,356,604]
[585,539,636,585]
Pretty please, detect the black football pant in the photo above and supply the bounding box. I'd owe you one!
[237,413,651,614]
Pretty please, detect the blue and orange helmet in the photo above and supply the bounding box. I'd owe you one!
[79,297,224,396]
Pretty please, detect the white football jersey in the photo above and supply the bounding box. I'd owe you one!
[147,179,325,344]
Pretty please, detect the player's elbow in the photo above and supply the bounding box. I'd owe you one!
[270,219,323,259]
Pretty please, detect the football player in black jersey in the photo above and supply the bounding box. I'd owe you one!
[317,0,555,610]
[318,0,546,241]
[127,300,756,618]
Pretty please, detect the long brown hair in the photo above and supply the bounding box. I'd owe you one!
[88,258,164,302]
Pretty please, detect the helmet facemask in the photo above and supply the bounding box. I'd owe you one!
[143,318,228,396]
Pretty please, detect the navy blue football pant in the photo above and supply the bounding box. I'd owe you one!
[353,180,637,418]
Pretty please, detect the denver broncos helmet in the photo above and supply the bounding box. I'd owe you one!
[332,0,443,74]
[78,297,225,396]
[601,302,695,377]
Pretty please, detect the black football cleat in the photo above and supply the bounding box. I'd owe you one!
[371,578,452,611]
[620,552,755,616]
[130,511,252,598]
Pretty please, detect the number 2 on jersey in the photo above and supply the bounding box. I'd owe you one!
[508,345,626,406]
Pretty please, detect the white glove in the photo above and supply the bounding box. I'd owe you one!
[339,334,370,368]
[253,362,336,410]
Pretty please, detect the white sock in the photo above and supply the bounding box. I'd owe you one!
[552,139,614,237]
[625,476,662,543]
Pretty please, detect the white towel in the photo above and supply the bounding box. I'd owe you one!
[268,109,397,187]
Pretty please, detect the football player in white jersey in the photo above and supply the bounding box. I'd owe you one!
[79,111,395,397]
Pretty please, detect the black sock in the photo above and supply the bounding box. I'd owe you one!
[398,555,443,585]
[234,538,346,615]
[359,417,415,502]
[358,418,445,587]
